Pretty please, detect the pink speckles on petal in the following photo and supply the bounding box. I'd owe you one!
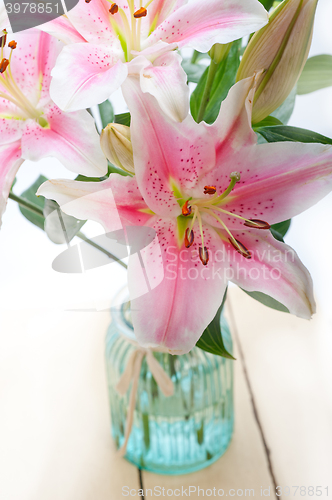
[50,43,127,111]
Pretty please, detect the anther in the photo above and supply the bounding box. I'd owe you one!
[199,247,209,266]
[0,30,7,48]
[244,219,271,230]
[134,7,147,17]
[0,58,9,74]
[182,200,192,216]
[85,0,92,3]
[8,40,17,50]
[184,228,194,248]
[204,186,217,195]
[228,238,251,259]
[109,2,118,13]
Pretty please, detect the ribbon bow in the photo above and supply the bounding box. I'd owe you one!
[115,345,174,457]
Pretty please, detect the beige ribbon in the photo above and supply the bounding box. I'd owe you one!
[115,344,174,457]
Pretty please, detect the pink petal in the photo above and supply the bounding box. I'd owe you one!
[137,51,189,122]
[145,0,268,52]
[50,43,127,111]
[213,141,332,227]
[21,104,107,177]
[129,218,227,354]
[39,15,87,44]
[0,117,24,145]
[0,141,24,226]
[122,76,216,217]
[37,175,152,231]
[3,31,61,108]
[66,0,121,45]
[224,229,316,320]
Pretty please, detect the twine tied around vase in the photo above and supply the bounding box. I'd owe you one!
[115,344,174,457]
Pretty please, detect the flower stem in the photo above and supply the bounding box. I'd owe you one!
[9,192,128,269]
[196,57,219,123]
[9,191,44,217]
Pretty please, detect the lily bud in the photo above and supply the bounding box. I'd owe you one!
[236,0,318,124]
[100,123,134,174]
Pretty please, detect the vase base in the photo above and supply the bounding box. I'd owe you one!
[122,420,234,476]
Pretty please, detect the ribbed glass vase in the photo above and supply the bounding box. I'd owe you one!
[105,288,234,474]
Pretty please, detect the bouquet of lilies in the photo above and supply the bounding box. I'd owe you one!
[2,0,332,356]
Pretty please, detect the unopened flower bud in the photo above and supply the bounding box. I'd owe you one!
[236,0,318,124]
[100,123,134,174]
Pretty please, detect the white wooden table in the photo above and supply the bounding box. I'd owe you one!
[1,280,331,500]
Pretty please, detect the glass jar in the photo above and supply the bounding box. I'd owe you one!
[105,288,234,475]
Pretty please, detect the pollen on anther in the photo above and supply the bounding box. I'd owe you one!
[228,238,251,259]
[134,7,147,18]
[204,186,217,195]
[109,2,118,13]
[8,40,17,50]
[199,247,209,266]
[185,228,194,248]
[244,219,270,230]
[182,200,192,216]
[0,58,9,74]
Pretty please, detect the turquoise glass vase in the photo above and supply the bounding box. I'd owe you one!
[105,288,234,475]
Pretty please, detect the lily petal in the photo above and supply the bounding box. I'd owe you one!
[129,218,227,354]
[37,174,152,231]
[0,117,24,145]
[224,229,316,319]
[21,104,108,177]
[145,0,268,52]
[218,140,332,226]
[0,140,24,226]
[122,76,216,216]
[39,15,87,44]
[50,43,128,111]
[66,0,120,45]
[138,51,189,122]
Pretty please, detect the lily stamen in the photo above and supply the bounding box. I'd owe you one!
[204,185,217,195]
[228,238,251,259]
[199,247,209,266]
[184,228,194,248]
[109,3,118,14]
[134,7,147,18]
[182,200,192,216]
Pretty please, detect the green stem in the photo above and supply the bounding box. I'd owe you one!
[191,50,199,64]
[9,191,44,217]
[9,192,128,270]
[196,58,219,123]
[76,231,127,270]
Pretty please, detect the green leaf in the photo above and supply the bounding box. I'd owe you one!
[190,40,241,124]
[114,112,131,127]
[271,219,291,238]
[181,60,207,83]
[98,99,114,129]
[196,290,235,360]
[258,0,275,10]
[43,199,86,244]
[257,125,332,145]
[298,55,332,95]
[242,290,289,313]
[19,175,48,230]
[75,174,107,182]
[253,115,283,129]
[270,85,297,125]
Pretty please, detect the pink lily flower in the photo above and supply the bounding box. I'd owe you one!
[37,75,332,354]
[43,0,268,120]
[0,30,107,225]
